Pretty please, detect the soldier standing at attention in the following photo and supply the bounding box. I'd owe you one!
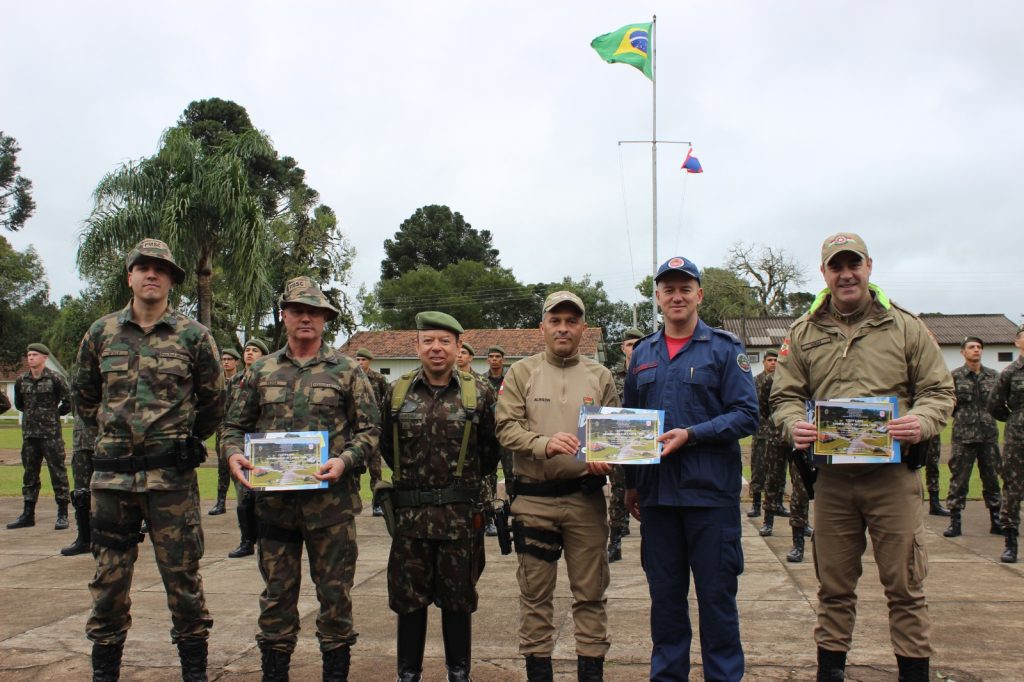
[496,291,617,682]
[74,238,224,680]
[771,233,953,680]
[460,342,500,536]
[944,336,1002,537]
[60,394,98,555]
[380,312,499,682]
[9,343,72,531]
[748,349,777,520]
[355,347,390,517]
[607,327,643,562]
[208,347,240,516]
[224,276,380,681]
[486,345,515,506]
[988,323,1024,563]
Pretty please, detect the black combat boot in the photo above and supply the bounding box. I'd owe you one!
[397,607,428,682]
[441,609,472,682]
[55,500,70,530]
[177,638,208,682]
[943,509,961,537]
[747,492,762,517]
[787,527,805,563]
[895,654,929,681]
[7,500,36,529]
[228,504,256,558]
[323,645,351,682]
[208,492,226,516]
[774,502,791,518]
[928,494,950,517]
[816,647,846,681]
[607,528,622,563]
[525,655,553,682]
[260,646,291,682]
[62,489,92,556]
[621,518,630,536]
[92,642,123,682]
[577,655,604,681]
[759,511,774,537]
[372,501,384,517]
[1001,528,1018,563]
[804,523,814,538]
[988,506,1003,535]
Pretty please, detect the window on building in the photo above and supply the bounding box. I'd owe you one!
[747,352,760,363]
[380,367,391,376]
[998,352,1013,363]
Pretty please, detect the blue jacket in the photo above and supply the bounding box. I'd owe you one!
[624,320,759,507]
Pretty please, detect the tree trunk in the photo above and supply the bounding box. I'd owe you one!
[196,248,213,329]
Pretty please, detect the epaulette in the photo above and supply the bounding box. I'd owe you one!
[711,327,741,344]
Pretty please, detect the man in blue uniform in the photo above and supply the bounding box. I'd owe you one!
[624,256,759,682]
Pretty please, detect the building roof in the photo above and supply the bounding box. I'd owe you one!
[338,328,606,360]
[721,313,1019,348]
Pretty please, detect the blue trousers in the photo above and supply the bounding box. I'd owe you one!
[640,505,744,681]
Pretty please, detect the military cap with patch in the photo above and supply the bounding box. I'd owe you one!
[125,238,187,284]
[355,348,374,360]
[487,346,506,356]
[221,348,241,360]
[461,342,475,356]
[654,256,701,284]
[26,343,51,356]
[960,336,984,349]
[278,276,340,321]
[415,311,464,335]
[764,348,780,359]
[543,290,585,315]
[623,327,644,341]
[821,232,869,266]
[244,338,270,355]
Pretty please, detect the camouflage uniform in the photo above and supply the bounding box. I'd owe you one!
[485,369,514,497]
[73,301,224,648]
[947,365,1002,512]
[989,355,1024,533]
[607,365,629,536]
[758,372,794,517]
[60,407,98,556]
[222,342,380,655]
[13,366,71,505]
[749,370,773,503]
[362,366,391,491]
[0,388,11,414]
[212,370,239,504]
[923,435,943,501]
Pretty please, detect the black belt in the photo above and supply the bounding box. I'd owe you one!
[92,440,192,473]
[512,475,606,498]
[393,487,477,507]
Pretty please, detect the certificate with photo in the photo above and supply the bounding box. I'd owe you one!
[244,430,329,491]
[576,406,663,465]
[809,397,901,465]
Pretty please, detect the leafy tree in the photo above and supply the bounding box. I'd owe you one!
[785,291,816,317]
[0,237,56,365]
[633,267,760,329]
[0,132,35,232]
[726,242,808,314]
[45,286,109,369]
[381,205,500,280]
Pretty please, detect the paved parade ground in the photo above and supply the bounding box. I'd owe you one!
[1,488,1021,681]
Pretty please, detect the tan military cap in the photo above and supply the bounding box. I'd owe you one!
[543,290,585,315]
[126,238,186,284]
[279,276,340,321]
[821,232,869,266]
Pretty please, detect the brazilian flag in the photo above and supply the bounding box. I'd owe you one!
[590,23,653,80]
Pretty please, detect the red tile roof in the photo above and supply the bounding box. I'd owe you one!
[338,328,606,359]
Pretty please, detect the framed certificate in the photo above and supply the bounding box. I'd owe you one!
[809,397,901,464]
[244,430,329,491]
[576,406,664,465]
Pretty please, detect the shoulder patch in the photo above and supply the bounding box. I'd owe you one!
[737,353,751,373]
[779,338,791,357]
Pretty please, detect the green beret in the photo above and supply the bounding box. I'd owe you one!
[460,342,475,356]
[221,348,241,361]
[960,336,983,349]
[415,311,464,335]
[26,343,51,356]
[487,346,506,356]
[764,348,779,359]
[623,327,644,341]
[244,338,270,355]
[355,348,374,360]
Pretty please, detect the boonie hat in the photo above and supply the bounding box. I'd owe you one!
[654,256,701,284]
[126,238,186,284]
[821,232,869,266]
[543,290,585,315]
[244,338,270,355]
[26,343,51,356]
[487,346,506,356]
[461,342,475,356]
[623,327,644,341]
[279,277,340,321]
[415,311,464,335]
[764,348,780,359]
[355,348,374,360]
[221,348,241,361]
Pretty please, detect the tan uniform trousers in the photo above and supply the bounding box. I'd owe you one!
[512,490,610,658]
[812,464,931,658]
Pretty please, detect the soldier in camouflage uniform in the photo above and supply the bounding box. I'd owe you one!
[9,343,71,531]
[208,348,241,516]
[355,347,390,517]
[458,342,500,538]
[224,276,380,681]
[757,350,794,536]
[486,345,515,496]
[0,387,10,414]
[73,239,223,681]
[944,336,1002,537]
[60,394,98,555]
[380,312,499,682]
[608,327,643,563]
[747,349,779,519]
[988,323,1024,563]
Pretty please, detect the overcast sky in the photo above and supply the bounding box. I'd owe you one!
[5,1,1022,330]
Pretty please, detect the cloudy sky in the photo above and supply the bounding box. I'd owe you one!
[5,1,1022,329]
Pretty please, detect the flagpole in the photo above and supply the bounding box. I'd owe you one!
[650,14,658,328]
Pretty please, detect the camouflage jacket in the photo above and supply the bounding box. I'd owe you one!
[381,368,499,540]
[951,364,999,443]
[988,355,1024,447]
[486,369,505,394]
[0,389,11,414]
[216,371,245,453]
[613,362,627,402]
[754,370,780,442]
[73,302,224,492]
[363,367,391,418]
[14,367,71,438]
[222,342,381,529]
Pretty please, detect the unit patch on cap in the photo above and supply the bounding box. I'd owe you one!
[826,234,853,248]
[138,238,165,250]
[736,353,751,373]
[667,257,685,268]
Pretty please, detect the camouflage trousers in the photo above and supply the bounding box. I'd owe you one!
[608,465,628,533]
[256,518,358,654]
[20,436,69,504]
[72,448,95,491]
[749,437,769,496]
[924,435,942,497]
[366,448,383,491]
[946,441,1002,512]
[87,485,211,646]
[761,443,790,512]
[999,444,1023,532]
[486,450,515,501]
[388,533,483,614]
[215,452,230,499]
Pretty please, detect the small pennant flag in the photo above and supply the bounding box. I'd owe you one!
[681,148,703,174]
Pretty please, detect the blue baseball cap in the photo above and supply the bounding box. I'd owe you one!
[654,256,701,283]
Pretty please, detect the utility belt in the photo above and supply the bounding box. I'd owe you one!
[392,486,477,507]
[510,474,606,498]
[92,436,207,474]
